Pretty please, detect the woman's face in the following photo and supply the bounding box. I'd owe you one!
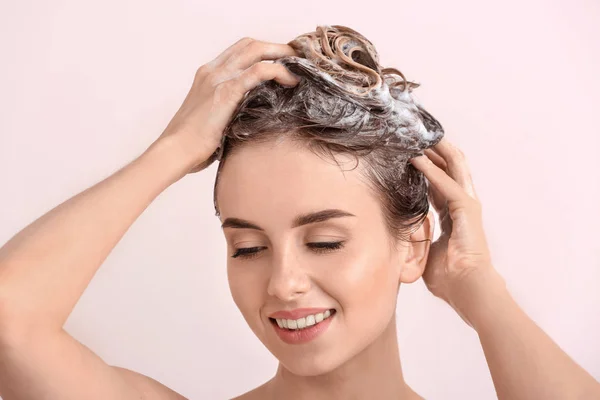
[216,137,431,376]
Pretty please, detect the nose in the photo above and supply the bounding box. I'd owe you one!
[266,247,311,302]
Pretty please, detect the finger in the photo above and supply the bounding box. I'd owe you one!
[422,149,452,215]
[424,148,447,172]
[419,153,452,234]
[426,169,448,215]
[424,149,446,214]
[409,154,473,212]
[224,40,299,72]
[228,62,301,95]
[206,37,255,70]
[430,138,478,200]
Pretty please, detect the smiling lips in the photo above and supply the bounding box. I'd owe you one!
[268,307,336,344]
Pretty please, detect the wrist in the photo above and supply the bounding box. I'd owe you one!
[447,266,510,330]
[145,135,211,180]
[142,137,195,184]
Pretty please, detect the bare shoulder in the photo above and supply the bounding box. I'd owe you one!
[112,366,188,400]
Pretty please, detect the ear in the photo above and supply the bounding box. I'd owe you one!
[399,210,435,284]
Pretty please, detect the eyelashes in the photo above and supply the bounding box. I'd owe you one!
[231,241,345,260]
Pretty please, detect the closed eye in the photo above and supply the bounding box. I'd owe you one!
[231,241,345,260]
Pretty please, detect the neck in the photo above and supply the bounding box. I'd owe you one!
[268,315,420,400]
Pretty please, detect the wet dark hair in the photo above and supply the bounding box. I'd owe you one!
[212,24,444,248]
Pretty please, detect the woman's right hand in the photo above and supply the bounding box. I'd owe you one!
[156,37,301,174]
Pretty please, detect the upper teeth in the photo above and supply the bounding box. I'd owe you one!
[275,309,333,330]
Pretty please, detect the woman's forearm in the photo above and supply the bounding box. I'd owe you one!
[0,137,197,334]
[454,268,600,400]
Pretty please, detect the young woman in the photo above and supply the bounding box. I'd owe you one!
[0,25,598,400]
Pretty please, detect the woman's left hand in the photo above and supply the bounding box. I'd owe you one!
[409,137,503,326]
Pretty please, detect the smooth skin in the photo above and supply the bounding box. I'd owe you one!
[217,138,432,400]
[0,36,598,400]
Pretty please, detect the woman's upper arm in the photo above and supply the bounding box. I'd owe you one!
[0,327,185,400]
[113,366,188,400]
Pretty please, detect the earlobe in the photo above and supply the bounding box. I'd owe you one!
[399,211,434,284]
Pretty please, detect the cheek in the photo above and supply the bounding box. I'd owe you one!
[227,265,265,317]
[319,244,398,311]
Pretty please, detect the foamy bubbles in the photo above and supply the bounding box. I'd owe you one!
[274,24,444,152]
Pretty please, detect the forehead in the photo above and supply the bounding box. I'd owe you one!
[216,138,381,229]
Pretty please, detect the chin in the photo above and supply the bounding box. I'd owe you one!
[268,335,365,377]
[276,350,347,377]
[260,315,391,377]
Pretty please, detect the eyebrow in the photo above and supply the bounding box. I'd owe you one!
[221,209,356,231]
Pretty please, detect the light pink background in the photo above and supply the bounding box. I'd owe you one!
[1,1,599,399]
